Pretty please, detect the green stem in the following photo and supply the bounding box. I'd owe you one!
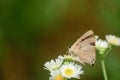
[104,46,112,57]
[101,59,108,80]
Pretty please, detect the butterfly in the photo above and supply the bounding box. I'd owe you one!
[68,30,96,65]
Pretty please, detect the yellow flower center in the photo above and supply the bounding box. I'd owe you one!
[64,68,74,76]
[54,74,66,80]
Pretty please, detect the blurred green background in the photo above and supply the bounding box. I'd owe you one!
[0,0,120,80]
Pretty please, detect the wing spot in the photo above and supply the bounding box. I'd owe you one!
[92,64,94,66]
[90,42,95,46]
[81,34,94,42]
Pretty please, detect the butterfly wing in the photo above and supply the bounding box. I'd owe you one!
[69,30,96,65]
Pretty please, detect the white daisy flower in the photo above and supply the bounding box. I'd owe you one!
[96,39,109,49]
[96,39,109,54]
[44,59,63,72]
[50,70,66,80]
[58,55,81,62]
[106,35,120,46]
[60,62,83,79]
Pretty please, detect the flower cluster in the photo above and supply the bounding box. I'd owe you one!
[96,35,120,80]
[44,54,83,80]
[96,35,120,54]
[44,33,120,80]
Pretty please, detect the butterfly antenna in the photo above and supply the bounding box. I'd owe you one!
[65,51,69,54]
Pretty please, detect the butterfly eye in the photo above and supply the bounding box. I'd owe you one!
[68,46,71,49]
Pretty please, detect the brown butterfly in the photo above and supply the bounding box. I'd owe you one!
[69,30,96,65]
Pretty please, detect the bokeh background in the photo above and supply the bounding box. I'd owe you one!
[0,0,120,80]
